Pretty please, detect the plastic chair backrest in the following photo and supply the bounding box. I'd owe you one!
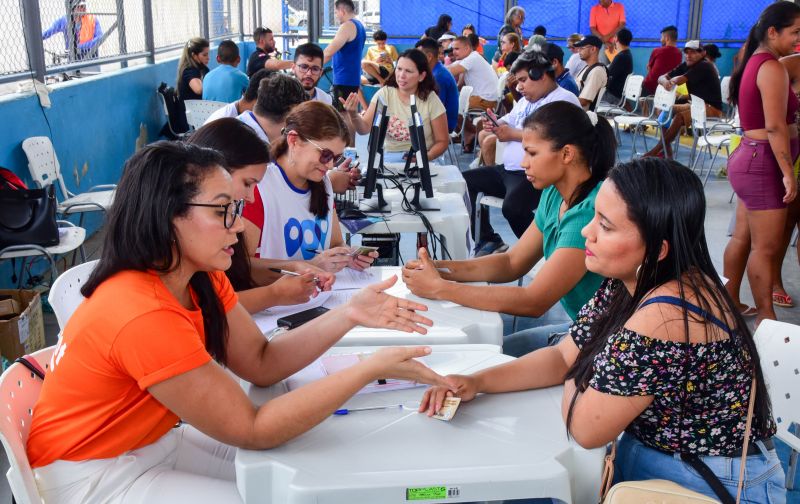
[689,94,707,130]
[495,141,506,165]
[652,84,677,113]
[496,73,508,101]
[0,346,55,504]
[720,76,731,107]
[458,86,473,115]
[184,100,227,129]
[754,320,800,441]
[623,75,644,103]
[48,259,98,330]
[21,137,68,198]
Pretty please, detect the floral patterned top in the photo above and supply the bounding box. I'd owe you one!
[569,279,776,456]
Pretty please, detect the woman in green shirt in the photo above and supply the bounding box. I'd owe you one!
[402,101,615,356]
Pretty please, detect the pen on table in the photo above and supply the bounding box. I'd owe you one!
[333,404,404,415]
[268,268,319,285]
[304,248,351,257]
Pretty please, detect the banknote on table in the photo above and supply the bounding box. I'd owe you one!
[432,397,462,421]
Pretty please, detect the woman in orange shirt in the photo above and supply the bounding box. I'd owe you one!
[26,141,444,503]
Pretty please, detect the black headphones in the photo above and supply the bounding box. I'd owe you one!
[527,51,555,81]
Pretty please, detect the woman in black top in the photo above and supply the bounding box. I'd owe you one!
[423,14,452,41]
[176,37,210,100]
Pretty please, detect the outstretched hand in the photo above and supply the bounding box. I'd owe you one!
[346,275,432,333]
[401,248,444,300]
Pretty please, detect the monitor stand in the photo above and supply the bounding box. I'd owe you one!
[359,184,391,213]
[409,183,440,211]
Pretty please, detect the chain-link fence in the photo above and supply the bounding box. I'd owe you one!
[152,0,202,49]
[209,0,240,39]
[0,2,30,79]
[699,0,772,42]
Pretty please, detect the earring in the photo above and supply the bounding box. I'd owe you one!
[635,264,642,281]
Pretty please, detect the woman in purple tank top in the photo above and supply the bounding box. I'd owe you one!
[723,2,800,325]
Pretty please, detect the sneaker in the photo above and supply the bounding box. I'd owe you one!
[469,157,481,169]
[473,240,508,257]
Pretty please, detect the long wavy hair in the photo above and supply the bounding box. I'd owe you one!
[176,37,209,98]
[82,142,232,365]
[564,158,773,442]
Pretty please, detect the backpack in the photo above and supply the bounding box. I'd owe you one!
[579,63,608,112]
[157,82,190,139]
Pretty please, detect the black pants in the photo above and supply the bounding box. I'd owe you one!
[332,85,360,111]
[464,165,540,242]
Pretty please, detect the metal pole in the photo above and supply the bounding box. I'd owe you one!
[64,0,77,62]
[115,0,128,68]
[21,0,46,82]
[250,0,257,31]
[688,0,704,41]
[503,0,515,16]
[142,0,155,63]
[237,0,244,40]
[308,0,320,43]
[200,0,210,39]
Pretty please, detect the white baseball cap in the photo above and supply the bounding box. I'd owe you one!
[683,40,702,51]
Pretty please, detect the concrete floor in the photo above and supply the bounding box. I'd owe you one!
[2,128,799,502]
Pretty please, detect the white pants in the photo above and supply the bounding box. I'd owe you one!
[33,425,242,503]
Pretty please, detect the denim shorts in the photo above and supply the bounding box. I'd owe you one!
[728,136,799,211]
[614,432,786,504]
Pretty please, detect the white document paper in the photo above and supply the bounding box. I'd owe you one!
[252,291,332,334]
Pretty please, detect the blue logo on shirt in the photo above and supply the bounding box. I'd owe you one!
[284,217,329,259]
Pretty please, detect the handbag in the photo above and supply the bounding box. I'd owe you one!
[0,182,59,248]
[601,376,757,504]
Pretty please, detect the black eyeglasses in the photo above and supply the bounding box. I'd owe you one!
[186,199,244,229]
[303,136,345,165]
[296,63,322,75]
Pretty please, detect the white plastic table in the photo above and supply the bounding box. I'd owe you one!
[347,189,471,260]
[250,267,503,347]
[236,345,604,504]
[380,162,467,195]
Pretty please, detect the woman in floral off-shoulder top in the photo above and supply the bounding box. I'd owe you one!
[420,158,785,503]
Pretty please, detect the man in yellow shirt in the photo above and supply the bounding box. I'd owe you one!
[361,30,398,85]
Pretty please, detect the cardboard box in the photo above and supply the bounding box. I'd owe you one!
[0,290,46,366]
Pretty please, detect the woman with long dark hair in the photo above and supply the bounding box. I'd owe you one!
[26,141,442,502]
[723,2,800,323]
[421,158,784,502]
[423,14,452,41]
[176,37,210,100]
[243,100,377,272]
[342,48,449,162]
[403,102,614,357]
[187,118,335,314]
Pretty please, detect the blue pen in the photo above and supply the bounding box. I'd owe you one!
[333,404,404,415]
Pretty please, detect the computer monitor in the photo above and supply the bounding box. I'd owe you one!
[360,97,391,212]
[404,95,439,211]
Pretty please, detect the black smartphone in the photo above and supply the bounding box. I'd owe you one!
[483,112,499,127]
[277,306,330,329]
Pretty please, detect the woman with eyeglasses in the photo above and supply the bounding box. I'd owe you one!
[341,48,449,163]
[188,118,336,314]
[26,141,443,503]
[242,100,377,272]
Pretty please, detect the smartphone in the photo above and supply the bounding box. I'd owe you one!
[277,306,330,329]
[351,245,379,257]
[484,111,499,127]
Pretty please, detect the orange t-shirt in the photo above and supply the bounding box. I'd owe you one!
[589,1,626,37]
[27,270,238,468]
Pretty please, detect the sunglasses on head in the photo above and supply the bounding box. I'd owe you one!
[297,133,345,165]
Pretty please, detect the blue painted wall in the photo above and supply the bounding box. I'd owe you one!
[0,43,249,288]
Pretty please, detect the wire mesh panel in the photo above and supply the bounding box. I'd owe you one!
[209,0,240,38]
[152,0,202,49]
[39,0,146,69]
[0,1,31,78]
[379,0,506,41]
[257,0,308,54]
[699,0,771,41]
[517,0,690,41]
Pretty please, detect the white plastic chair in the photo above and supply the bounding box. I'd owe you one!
[0,221,86,288]
[597,74,644,119]
[184,100,227,130]
[474,142,510,254]
[48,259,98,330]
[687,94,736,186]
[0,345,56,504]
[720,76,732,119]
[21,137,115,228]
[614,84,677,160]
[754,320,800,489]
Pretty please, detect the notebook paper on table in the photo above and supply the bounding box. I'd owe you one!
[286,353,425,394]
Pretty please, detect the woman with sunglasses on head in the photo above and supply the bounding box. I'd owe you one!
[243,100,376,273]
[188,118,336,314]
[404,101,613,358]
[341,48,449,163]
[421,159,784,503]
[26,141,442,503]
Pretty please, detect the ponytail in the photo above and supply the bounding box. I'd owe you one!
[523,101,616,207]
[730,2,800,107]
[176,37,209,99]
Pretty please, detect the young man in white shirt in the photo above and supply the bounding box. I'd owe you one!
[465,51,581,256]
[291,43,333,105]
[204,68,271,125]
[573,35,608,111]
[447,35,499,151]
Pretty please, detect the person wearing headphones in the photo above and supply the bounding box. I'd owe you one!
[466,50,581,256]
